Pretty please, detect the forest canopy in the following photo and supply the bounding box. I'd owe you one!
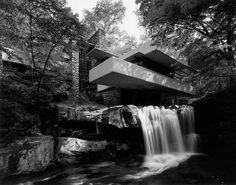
[136,0,236,95]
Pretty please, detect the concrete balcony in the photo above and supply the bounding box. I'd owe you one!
[89,57,195,95]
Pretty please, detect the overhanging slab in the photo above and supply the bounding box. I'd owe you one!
[87,47,117,62]
[97,84,111,92]
[89,57,195,95]
[120,42,197,73]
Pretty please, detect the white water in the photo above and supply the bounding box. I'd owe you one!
[179,106,200,152]
[124,105,199,179]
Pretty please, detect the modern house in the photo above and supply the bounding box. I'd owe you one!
[0,28,196,105]
[88,42,196,105]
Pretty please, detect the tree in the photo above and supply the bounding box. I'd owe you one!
[136,0,236,95]
[83,0,140,55]
[0,0,85,99]
[109,31,138,56]
[83,0,126,36]
[83,0,126,50]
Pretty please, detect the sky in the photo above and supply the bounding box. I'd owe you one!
[66,0,145,41]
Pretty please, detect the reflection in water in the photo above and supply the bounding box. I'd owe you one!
[3,154,223,185]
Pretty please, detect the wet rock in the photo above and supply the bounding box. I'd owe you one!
[56,104,105,122]
[185,178,199,184]
[0,136,54,177]
[57,137,109,164]
[57,104,142,128]
[57,104,76,121]
[58,137,108,155]
[57,105,196,130]
[57,137,131,164]
[102,105,141,128]
[75,108,104,122]
[116,143,129,151]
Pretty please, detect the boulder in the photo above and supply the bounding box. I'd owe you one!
[102,105,141,128]
[57,104,142,128]
[56,104,105,122]
[58,137,108,155]
[75,108,105,122]
[57,137,130,164]
[57,137,108,164]
[0,136,54,177]
[56,104,76,121]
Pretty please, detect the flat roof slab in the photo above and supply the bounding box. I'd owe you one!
[87,43,196,73]
[120,42,196,72]
[97,84,110,91]
[87,48,117,62]
[89,57,195,95]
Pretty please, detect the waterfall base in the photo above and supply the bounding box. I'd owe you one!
[1,153,228,185]
[122,105,200,180]
[124,153,195,180]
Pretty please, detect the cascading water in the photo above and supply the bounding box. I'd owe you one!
[125,105,199,179]
[139,105,199,155]
[179,105,200,152]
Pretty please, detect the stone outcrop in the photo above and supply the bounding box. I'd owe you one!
[57,104,77,120]
[56,104,141,128]
[75,107,105,122]
[57,137,108,164]
[101,105,141,128]
[58,137,108,155]
[57,137,129,164]
[57,104,105,122]
[0,136,54,177]
[57,104,196,130]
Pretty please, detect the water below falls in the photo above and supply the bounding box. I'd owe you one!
[125,105,200,179]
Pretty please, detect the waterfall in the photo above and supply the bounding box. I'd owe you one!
[125,105,199,179]
[179,105,200,153]
[138,105,198,156]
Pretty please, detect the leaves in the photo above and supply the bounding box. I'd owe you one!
[136,0,236,96]
[82,0,137,53]
[83,0,126,36]
[0,0,86,98]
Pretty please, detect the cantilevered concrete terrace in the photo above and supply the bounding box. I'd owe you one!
[88,42,196,95]
[89,56,195,95]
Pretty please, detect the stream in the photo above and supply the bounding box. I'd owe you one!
[1,153,232,185]
[1,106,235,185]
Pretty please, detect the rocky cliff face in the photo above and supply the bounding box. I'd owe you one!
[57,104,142,128]
[0,136,54,177]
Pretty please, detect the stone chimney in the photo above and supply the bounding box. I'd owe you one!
[88,29,106,48]
[0,51,3,78]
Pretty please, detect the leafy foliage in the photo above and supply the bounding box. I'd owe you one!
[136,0,236,96]
[82,0,138,54]
[109,31,138,56]
[0,0,85,97]
[0,77,40,141]
[83,0,126,36]
[0,1,103,142]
